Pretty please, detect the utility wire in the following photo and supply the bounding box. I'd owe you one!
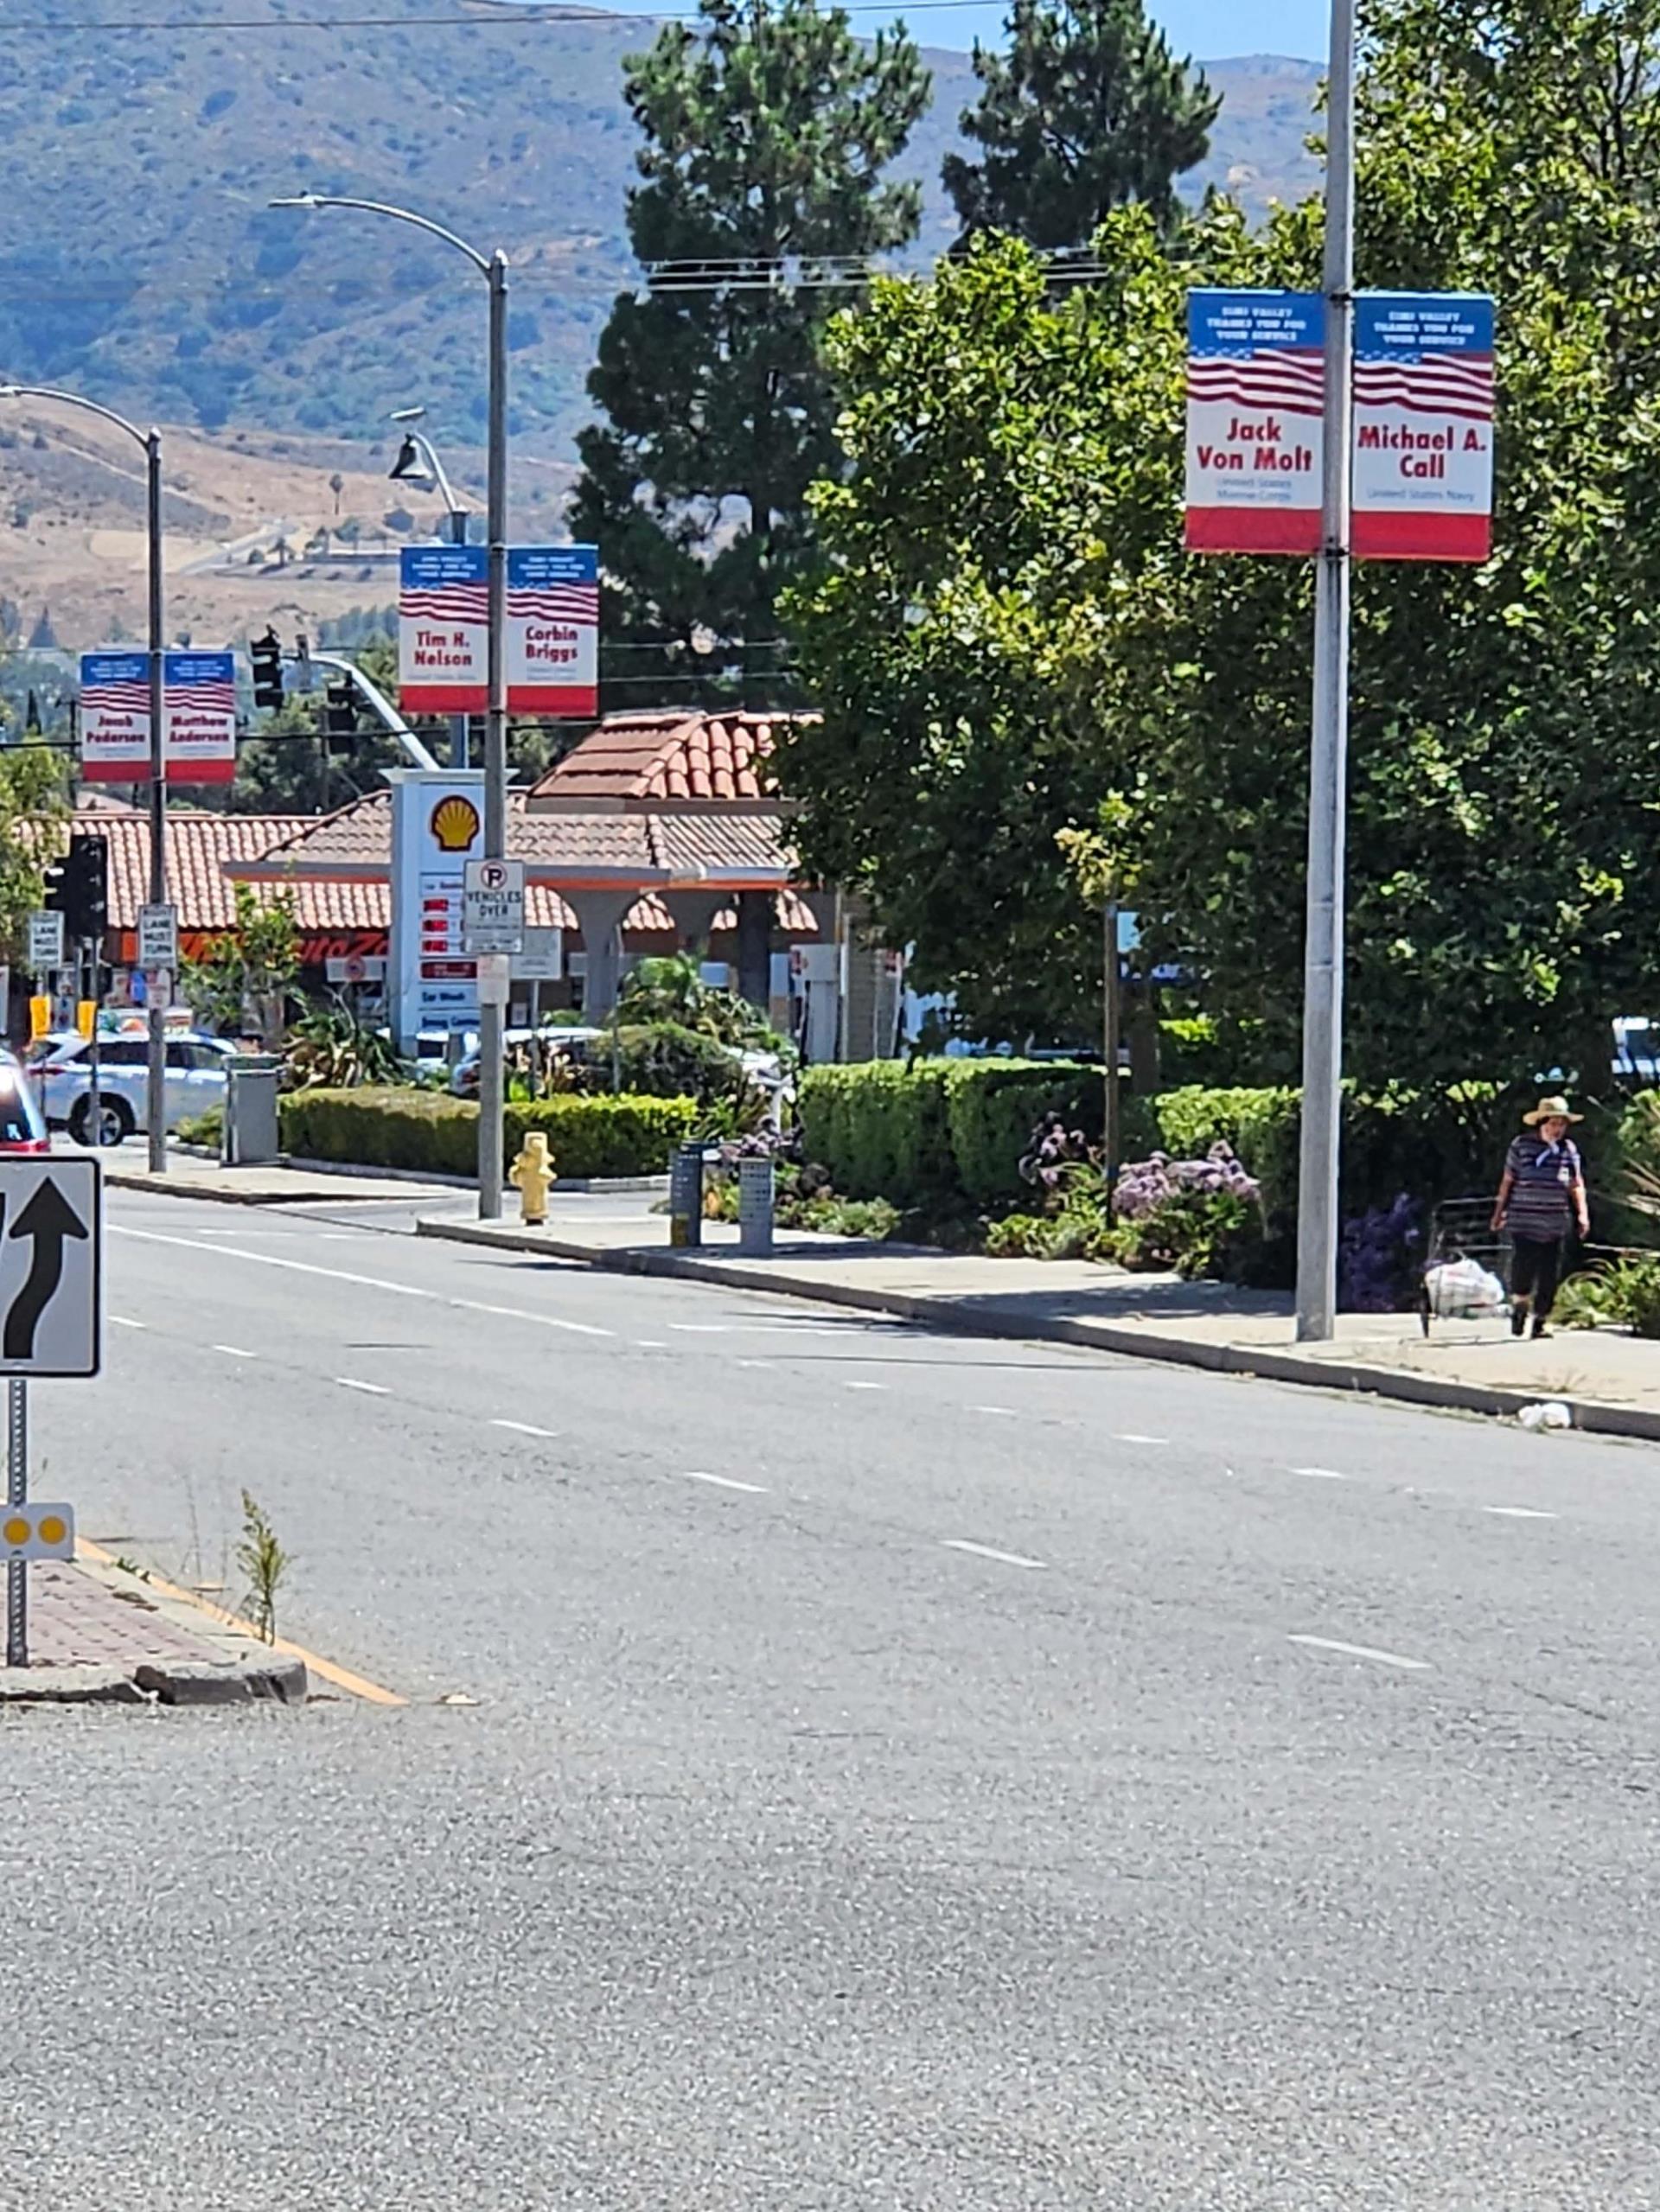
[3,1,999,27]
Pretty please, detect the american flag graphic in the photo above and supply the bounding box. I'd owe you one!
[506,583,599,623]
[1186,347,1326,418]
[81,676,151,716]
[1353,349,1492,423]
[167,675,236,717]
[400,582,490,622]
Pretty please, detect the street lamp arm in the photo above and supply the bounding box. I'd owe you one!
[0,383,150,452]
[404,430,466,521]
[267,193,492,276]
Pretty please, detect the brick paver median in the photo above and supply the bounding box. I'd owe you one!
[25,1559,228,1671]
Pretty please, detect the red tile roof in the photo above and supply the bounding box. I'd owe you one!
[527,710,813,813]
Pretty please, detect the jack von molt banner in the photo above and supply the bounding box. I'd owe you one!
[506,545,598,717]
[1184,289,1325,555]
[399,545,488,713]
[1351,292,1494,561]
[80,650,236,783]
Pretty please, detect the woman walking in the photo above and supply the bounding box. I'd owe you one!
[1491,1096,1590,1339]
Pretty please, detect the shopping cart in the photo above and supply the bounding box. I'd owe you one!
[1419,1196,1510,1335]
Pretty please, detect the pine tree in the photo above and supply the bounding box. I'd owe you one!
[568,0,931,710]
[942,0,1218,250]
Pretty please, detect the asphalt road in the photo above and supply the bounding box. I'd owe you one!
[4,1185,1658,2210]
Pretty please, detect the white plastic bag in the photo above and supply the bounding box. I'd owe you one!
[1424,1255,1508,1318]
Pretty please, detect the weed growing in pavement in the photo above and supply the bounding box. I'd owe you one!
[235,1491,291,1645]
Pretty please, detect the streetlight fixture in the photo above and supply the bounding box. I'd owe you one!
[388,406,469,770]
[272,192,510,1221]
[0,384,168,1176]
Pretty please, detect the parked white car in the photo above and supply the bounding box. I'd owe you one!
[25,1029,238,1146]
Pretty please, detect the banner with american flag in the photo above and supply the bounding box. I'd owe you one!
[80,651,153,782]
[163,651,237,784]
[399,545,488,712]
[1352,293,1494,561]
[506,545,598,717]
[1184,290,1325,555]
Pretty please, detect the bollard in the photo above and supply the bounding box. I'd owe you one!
[669,1142,705,1248]
[737,1155,775,1257]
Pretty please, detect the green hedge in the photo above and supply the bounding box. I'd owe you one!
[280,1087,699,1179]
[797,1059,1103,1209]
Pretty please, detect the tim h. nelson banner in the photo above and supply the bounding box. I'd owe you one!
[399,545,488,713]
[1352,292,1493,561]
[80,649,236,784]
[1184,287,1495,563]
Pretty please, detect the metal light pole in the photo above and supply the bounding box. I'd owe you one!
[1293,0,1357,1342]
[389,409,471,769]
[273,194,509,1220]
[0,386,168,1176]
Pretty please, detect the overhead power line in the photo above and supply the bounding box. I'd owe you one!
[2,1,999,28]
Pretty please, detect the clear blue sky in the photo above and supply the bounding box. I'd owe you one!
[897,0,1327,61]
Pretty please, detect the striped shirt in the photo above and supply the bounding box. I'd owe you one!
[1504,1133,1582,1238]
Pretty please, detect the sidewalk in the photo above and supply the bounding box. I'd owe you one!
[93,1146,464,1209]
[417,1197,1660,1444]
[1,1554,307,1705]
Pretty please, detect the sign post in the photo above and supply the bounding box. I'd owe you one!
[0,1158,101,1670]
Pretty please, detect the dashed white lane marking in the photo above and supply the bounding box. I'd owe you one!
[1291,1466,1348,1480]
[635,1339,668,1349]
[335,1377,391,1397]
[942,1539,1046,1571]
[1483,1506,1558,1520]
[736,1358,776,1371]
[450,1297,613,1338]
[844,1380,885,1392]
[677,1469,768,1494]
[212,1344,256,1360]
[111,1316,147,1329]
[1114,1432,1167,1445]
[1287,1633,1429,1672]
[491,1418,558,1438]
[972,1404,1018,1417]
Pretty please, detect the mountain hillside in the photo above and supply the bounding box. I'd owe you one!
[0,3,1321,463]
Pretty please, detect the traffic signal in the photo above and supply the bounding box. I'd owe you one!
[250,628,284,711]
[324,679,358,753]
[43,834,108,942]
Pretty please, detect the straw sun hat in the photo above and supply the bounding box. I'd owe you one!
[1523,1095,1583,1125]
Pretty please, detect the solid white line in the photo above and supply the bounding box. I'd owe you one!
[1114,1432,1167,1445]
[942,1539,1045,1570]
[1483,1506,1558,1520]
[491,1418,558,1438]
[844,1380,885,1391]
[1291,1466,1348,1480]
[1287,1633,1429,1672]
[971,1404,1018,1417]
[677,1469,768,1494]
[668,1323,730,1334]
[110,1315,147,1329]
[212,1344,256,1360]
[335,1377,391,1397]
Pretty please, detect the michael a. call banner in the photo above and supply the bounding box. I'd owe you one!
[1351,292,1494,561]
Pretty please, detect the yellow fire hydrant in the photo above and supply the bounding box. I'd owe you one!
[509,1131,556,1226]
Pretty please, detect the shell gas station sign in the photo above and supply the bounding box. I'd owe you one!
[386,769,487,1049]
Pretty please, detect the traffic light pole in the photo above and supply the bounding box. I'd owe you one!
[144,428,167,1176]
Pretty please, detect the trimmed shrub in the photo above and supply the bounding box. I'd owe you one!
[280,1087,699,1178]
[797,1059,1103,1209]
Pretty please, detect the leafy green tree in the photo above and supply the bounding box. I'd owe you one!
[786,0,1660,1093]
[569,0,931,711]
[942,0,1218,248]
[181,881,299,1040]
[2,740,71,962]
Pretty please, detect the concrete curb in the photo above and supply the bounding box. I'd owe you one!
[413,1215,1660,1444]
[100,1158,669,1205]
[0,1653,307,1706]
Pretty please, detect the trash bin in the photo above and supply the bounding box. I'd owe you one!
[221,1055,283,1168]
[738,1156,774,1257]
[669,1141,705,1248]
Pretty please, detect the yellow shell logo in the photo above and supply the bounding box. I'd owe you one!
[431,795,481,853]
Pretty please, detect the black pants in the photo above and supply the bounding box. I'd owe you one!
[1510,1233,1564,1319]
